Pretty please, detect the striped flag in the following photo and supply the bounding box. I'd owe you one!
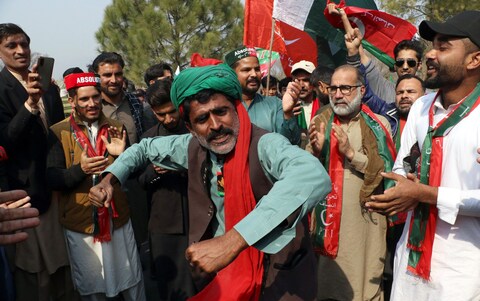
[244,0,413,71]
[324,0,417,67]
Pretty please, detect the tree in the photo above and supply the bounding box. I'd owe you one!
[378,0,477,24]
[96,0,244,85]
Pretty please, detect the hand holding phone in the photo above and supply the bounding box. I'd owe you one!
[36,56,54,91]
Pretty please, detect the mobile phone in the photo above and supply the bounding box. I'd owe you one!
[36,56,55,91]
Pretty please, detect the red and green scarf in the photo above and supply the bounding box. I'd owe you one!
[407,84,480,279]
[311,105,396,257]
[69,115,118,243]
[297,99,320,130]
[189,100,263,300]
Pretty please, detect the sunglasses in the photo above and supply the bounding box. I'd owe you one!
[395,58,418,68]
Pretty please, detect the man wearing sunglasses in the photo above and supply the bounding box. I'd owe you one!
[344,26,424,104]
[308,65,394,301]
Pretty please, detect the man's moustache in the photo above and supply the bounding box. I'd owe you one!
[207,127,234,142]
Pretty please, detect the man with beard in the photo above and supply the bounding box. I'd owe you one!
[0,23,77,301]
[310,65,334,110]
[291,60,316,148]
[47,71,146,300]
[308,65,395,301]
[92,52,151,246]
[89,64,331,300]
[138,79,196,299]
[225,46,301,145]
[291,60,316,128]
[91,52,146,144]
[362,74,425,149]
[366,11,480,300]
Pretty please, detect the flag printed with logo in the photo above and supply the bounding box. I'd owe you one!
[244,0,381,74]
[324,0,417,66]
[244,0,318,77]
[256,48,286,79]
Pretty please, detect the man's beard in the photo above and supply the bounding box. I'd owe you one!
[396,99,413,118]
[242,78,260,95]
[425,60,464,89]
[318,93,329,105]
[193,116,240,155]
[101,85,122,98]
[329,90,362,118]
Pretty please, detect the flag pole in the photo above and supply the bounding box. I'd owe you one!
[266,17,276,94]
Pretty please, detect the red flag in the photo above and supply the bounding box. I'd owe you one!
[244,0,318,77]
[324,0,417,59]
[190,53,223,67]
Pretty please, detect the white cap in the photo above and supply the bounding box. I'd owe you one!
[291,60,316,74]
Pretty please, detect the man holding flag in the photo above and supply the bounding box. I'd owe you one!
[366,11,480,300]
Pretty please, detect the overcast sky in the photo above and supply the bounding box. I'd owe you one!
[0,0,111,80]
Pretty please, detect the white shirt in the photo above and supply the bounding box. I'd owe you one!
[83,121,99,149]
[301,100,313,128]
[391,92,480,301]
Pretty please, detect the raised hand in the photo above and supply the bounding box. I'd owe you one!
[282,81,301,120]
[102,127,127,157]
[25,65,43,109]
[309,121,326,158]
[332,124,354,160]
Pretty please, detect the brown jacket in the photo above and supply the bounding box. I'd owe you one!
[47,113,130,234]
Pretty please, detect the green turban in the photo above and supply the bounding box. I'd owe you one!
[170,64,242,109]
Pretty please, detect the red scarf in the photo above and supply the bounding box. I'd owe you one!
[311,98,320,120]
[69,115,118,242]
[312,105,395,257]
[407,85,480,279]
[189,100,264,300]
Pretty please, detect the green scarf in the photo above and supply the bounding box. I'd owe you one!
[407,83,480,279]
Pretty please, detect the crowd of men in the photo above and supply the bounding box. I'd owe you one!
[0,8,479,301]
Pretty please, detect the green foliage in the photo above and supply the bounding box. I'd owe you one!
[96,0,244,85]
[378,0,478,24]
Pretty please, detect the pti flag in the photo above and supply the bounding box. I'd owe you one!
[324,0,417,67]
[244,0,318,77]
[244,0,381,75]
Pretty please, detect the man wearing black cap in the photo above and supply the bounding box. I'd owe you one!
[365,11,480,300]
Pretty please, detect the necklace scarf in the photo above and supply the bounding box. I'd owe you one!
[407,83,480,279]
[311,104,395,257]
[189,99,263,300]
[69,115,118,243]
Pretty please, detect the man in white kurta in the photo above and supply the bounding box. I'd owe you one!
[365,11,480,300]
